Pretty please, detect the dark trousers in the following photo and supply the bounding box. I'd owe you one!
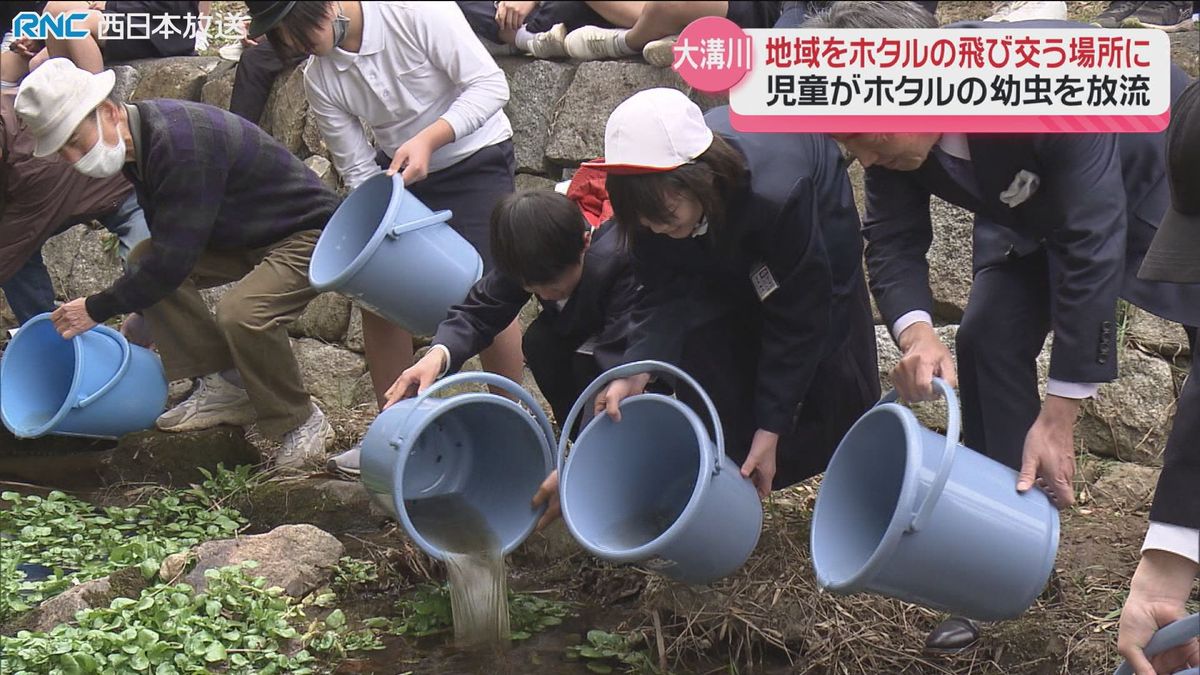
[522,314,600,440]
[956,250,1199,473]
[229,39,304,125]
[1150,328,1199,530]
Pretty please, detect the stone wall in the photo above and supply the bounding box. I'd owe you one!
[2,54,1191,465]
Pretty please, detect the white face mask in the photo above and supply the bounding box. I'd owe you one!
[73,108,126,178]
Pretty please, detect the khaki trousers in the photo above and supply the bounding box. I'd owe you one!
[128,230,321,438]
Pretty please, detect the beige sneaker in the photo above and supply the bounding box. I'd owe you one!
[155,373,256,432]
[564,26,637,61]
[276,403,336,472]
[642,35,678,68]
[526,23,569,59]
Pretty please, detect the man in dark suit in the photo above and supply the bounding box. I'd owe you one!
[810,1,1200,653]
[1118,79,1200,675]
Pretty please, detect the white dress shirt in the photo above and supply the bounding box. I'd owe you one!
[891,134,1101,400]
[303,1,513,190]
[1142,521,1200,564]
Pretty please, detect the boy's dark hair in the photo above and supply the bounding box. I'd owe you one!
[605,134,747,245]
[266,1,333,59]
[491,190,588,286]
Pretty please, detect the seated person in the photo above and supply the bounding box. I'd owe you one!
[17,58,340,469]
[456,0,615,58]
[0,89,147,327]
[329,190,638,479]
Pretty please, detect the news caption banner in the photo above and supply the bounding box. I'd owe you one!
[672,16,1174,133]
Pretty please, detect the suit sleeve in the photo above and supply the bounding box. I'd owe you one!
[752,178,834,434]
[861,167,936,329]
[591,265,640,372]
[1037,134,1124,383]
[620,242,715,367]
[431,270,529,374]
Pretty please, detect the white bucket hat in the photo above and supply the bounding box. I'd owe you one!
[583,88,714,174]
[15,58,116,158]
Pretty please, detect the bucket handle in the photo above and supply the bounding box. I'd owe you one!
[75,325,132,409]
[390,372,556,458]
[386,210,454,239]
[878,378,960,534]
[556,360,725,478]
[1113,613,1199,675]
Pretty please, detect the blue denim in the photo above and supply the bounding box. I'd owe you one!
[1,193,150,325]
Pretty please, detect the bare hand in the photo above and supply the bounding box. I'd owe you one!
[388,136,435,185]
[594,373,652,422]
[892,322,957,402]
[495,1,538,32]
[1118,550,1200,675]
[10,37,41,59]
[531,469,560,531]
[740,429,778,498]
[382,348,446,409]
[50,298,98,340]
[1016,395,1079,509]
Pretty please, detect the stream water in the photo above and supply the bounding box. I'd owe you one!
[405,493,510,648]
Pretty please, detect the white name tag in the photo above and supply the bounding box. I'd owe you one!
[750,263,778,301]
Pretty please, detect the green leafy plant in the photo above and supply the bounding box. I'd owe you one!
[0,562,386,675]
[382,584,575,641]
[331,556,380,593]
[0,466,250,622]
[508,592,573,640]
[567,630,658,674]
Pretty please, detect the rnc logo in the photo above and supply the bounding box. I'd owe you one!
[11,11,91,40]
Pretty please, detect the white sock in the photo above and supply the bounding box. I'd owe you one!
[514,26,535,51]
[0,80,18,90]
[614,29,636,55]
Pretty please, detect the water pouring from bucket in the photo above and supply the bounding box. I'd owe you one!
[359,371,556,645]
[308,173,483,336]
[810,378,1060,622]
[557,360,763,586]
[0,314,167,440]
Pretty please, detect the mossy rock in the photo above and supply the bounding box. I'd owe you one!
[234,478,391,535]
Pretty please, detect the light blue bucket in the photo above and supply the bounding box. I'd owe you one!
[360,372,555,560]
[811,379,1060,621]
[308,173,483,336]
[557,361,763,585]
[1114,613,1199,675]
[0,313,167,440]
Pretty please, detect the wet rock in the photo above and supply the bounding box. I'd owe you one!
[927,197,973,322]
[236,478,392,534]
[262,64,309,157]
[1080,349,1177,464]
[289,292,352,343]
[1089,463,1159,512]
[127,56,222,102]
[199,60,238,110]
[497,57,577,174]
[41,225,123,302]
[104,427,261,487]
[0,426,115,487]
[292,338,370,410]
[545,61,691,169]
[304,154,339,192]
[158,524,343,597]
[1126,306,1191,358]
[110,65,140,103]
[345,306,364,353]
[14,567,147,633]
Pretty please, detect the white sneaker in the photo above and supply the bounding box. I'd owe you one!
[327,441,362,478]
[155,373,256,432]
[526,23,569,59]
[218,43,244,62]
[642,35,678,68]
[276,404,335,471]
[564,26,637,61]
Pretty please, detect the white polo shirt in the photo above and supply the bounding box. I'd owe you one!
[303,1,513,190]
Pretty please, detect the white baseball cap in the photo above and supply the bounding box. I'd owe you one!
[15,58,116,158]
[583,88,714,174]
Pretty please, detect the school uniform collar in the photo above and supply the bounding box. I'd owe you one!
[936,133,971,161]
[326,2,384,71]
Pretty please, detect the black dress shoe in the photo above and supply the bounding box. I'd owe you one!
[924,616,981,654]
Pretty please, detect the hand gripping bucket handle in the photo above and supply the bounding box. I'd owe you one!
[556,360,725,478]
[1114,613,1200,675]
[877,378,960,533]
[76,325,132,409]
[390,371,556,455]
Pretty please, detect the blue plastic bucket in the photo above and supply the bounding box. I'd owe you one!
[1114,613,1199,675]
[811,379,1060,621]
[308,173,484,336]
[360,372,555,559]
[0,314,168,440]
[557,361,762,585]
